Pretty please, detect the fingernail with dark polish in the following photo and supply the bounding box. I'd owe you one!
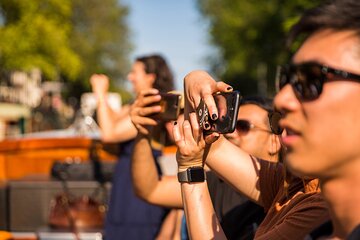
[174,121,177,125]
[212,114,217,120]
[204,123,210,129]
[227,87,233,91]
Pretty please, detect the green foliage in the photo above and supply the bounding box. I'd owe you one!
[0,0,131,100]
[69,0,132,91]
[197,0,323,96]
[0,0,81,81]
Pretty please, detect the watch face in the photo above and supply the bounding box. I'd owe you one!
[188,167,205,182]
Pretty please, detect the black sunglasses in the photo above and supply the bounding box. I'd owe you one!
[236,120,271,134]
[268,111,283,135]
[277,61,360,101]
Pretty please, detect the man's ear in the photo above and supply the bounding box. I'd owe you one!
[268,134,281,156]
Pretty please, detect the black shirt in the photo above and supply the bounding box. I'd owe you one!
[206,171,265,240]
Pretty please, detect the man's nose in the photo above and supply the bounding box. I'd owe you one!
[274,84,300,114]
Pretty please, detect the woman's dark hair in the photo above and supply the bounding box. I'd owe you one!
[240,96,274,114]
[287,0,360,48]
[136,54,175,93]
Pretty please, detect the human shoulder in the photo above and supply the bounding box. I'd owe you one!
[258,160,285,199]
[285,190,328,213]
[256,190,329,240]
[258,158,285,176]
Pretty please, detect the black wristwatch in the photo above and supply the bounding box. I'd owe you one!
[177,166,206,183]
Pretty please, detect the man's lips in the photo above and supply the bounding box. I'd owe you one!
[282,131,300,145]
[280,121,301,147]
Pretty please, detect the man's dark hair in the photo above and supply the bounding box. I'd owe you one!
[240,96,274,114]
[136,54,175,93]
[287,0,360,48]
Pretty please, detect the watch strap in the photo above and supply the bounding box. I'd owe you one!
[177,170,189,182]
[177,166,205,183]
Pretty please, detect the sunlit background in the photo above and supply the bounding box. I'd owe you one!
[123,0,212,90]
[0,0,322,138]
[0,0,325,236]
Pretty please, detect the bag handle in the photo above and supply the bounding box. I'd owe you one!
[53,168,80,240]
[90,141,105,184]
[90,141,109,207]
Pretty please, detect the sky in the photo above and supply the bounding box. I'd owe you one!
[122,0,213,90]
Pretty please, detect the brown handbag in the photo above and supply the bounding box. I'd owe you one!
[48,142,108,236]
[48,192,106,230]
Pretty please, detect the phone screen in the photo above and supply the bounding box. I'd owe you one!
[196,91,241,134]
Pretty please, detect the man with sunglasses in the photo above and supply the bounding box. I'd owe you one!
[176,0,360,239]
[273,0,360,238]
[130,92,282,239]
[173,5,360,240]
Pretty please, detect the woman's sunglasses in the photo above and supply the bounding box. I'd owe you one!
[277,61,360,101]
[235,120,271,134]
[268,111,283,135]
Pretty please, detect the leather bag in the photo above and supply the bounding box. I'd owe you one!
[48,141,108,233]
[48,192,106,230]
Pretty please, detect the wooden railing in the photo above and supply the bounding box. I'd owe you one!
[0,137,118,181]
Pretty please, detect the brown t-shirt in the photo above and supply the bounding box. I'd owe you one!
[254,160,330,240]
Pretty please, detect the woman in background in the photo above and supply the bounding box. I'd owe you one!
[90,54,174,240]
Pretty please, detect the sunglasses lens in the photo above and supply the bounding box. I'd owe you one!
[295,64,324,100]
[278,63,324,101]
[236,120,251,133]
[269,111,283,135]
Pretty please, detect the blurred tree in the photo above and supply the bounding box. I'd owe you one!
[68,0,132,99]
[0,0,131,101]
[0,0,81,81]
[197,0,323,96]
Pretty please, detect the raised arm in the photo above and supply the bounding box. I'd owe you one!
[174,112,226,239]
[90,74,137,143]
[130,89,182,208]
[183,71,262,204]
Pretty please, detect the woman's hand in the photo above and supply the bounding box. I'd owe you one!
[90,74,110,100]
[130,88,162,135]
[173,112,219,172]
[184,71,233,119]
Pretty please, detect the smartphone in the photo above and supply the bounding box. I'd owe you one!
[196,91,241,134]
[150,93,182,121]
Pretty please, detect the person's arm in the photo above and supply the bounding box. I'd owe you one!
[181,182,227,240]
[130,88,183,208]
[173,209,184,240]
[203,135,262,203]
[131,135,183,208]
[173,115,226,239]
[182,71,262,204]
[90,74,137,142]
[155,209,181,240]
